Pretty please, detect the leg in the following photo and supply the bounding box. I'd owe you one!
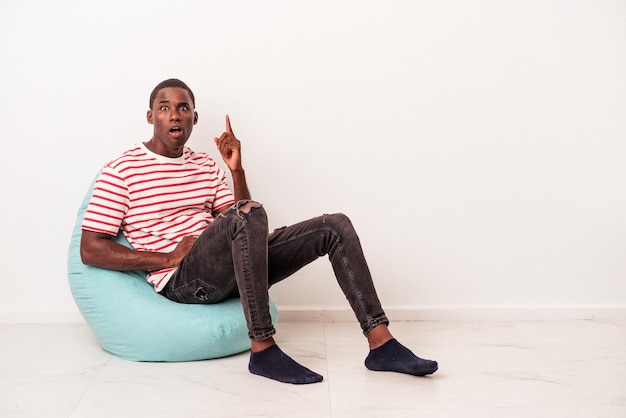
[163,201,322,384]
[163,201,274,340]
[267,213,388,334]
[267,213,438,376]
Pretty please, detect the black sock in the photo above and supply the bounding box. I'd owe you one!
[365,339,438,376]
[249,345,324,384]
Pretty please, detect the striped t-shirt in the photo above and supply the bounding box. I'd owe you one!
[81,143,235,291]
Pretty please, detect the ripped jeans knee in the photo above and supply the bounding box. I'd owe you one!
[219,200,263,219]
[238,200,262,214]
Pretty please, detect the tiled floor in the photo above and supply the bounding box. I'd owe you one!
[1,319,625,417]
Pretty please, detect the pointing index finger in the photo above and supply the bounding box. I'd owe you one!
[225,114,233,135]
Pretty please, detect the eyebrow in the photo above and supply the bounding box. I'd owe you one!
[158,100,191,106]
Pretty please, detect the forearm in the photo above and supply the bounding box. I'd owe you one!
[230,168,251,201]
[80,232,179,272]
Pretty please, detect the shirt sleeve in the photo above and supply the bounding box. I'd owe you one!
[211,167,235,212]
[81,166,130,236]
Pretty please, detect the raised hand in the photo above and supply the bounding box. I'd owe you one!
[214,115,242,172]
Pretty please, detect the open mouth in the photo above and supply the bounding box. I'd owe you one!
[169,126,183,137]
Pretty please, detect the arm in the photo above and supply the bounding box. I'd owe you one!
[80,230,196,271]
[213,115,251,215]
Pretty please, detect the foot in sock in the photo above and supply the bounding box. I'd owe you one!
[249,344,324,384]
[365,339,438,376]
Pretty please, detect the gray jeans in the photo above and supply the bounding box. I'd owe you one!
[161,201,389,340]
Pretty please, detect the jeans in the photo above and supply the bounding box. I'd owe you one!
[161,200,389,340]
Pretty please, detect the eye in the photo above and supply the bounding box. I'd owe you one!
[179,105,189,111]
[160,106,168,111]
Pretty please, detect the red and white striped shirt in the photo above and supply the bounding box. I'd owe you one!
[81,143,235,291]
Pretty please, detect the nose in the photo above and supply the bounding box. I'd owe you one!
[169,108,181,121]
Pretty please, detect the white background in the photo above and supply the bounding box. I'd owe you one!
[1,0,625,321]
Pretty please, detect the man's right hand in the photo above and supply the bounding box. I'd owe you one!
[170,235,198,266]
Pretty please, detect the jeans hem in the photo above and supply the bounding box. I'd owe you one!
[362,317,390,335]
[249,327,276,341]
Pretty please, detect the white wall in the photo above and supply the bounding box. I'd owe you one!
[1,0,625,322]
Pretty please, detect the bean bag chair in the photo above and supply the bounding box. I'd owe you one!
[67,174,278,362]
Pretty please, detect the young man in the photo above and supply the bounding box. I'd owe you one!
[80,78,438,384]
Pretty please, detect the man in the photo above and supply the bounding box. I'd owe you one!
[80,78,438,384]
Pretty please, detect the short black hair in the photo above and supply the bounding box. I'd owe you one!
[149,78,196,109]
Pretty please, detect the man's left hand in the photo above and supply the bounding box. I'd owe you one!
[214,115,242,172]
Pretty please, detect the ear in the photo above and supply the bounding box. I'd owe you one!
[147,109,154,124]
[193,111,198,125]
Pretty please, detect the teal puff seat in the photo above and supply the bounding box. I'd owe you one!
[67,175,277,362]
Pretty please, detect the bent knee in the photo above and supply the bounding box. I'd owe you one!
[239,200,262,214]
[322,213,353,230]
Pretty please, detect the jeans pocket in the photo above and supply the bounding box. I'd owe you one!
[173,278,225,304]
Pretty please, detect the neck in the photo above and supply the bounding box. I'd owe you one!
[143,138,183,158]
